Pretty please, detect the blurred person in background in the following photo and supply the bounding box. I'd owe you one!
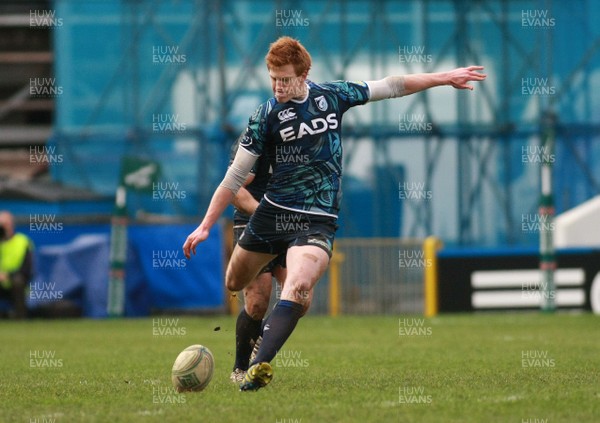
[0,211,34,319]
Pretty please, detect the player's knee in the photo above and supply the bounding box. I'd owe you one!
[292,280,312,299]
[225,272,242,292]
[282,283,311,306]
[226,262,254,291]
[245,301,268,320]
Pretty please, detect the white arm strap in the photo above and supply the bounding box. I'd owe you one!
[365,76,406,102]
[219,147,259,194]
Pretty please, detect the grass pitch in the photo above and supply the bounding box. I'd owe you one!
[1,313,598,422]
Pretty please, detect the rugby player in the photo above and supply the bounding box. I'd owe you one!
[184,36,486,390]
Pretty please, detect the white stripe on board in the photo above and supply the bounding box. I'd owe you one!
[472,289,585,308]
[471,268,585,289]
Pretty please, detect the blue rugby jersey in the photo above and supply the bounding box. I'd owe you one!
[240,80,370,217]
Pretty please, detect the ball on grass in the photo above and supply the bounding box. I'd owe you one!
[171,344,214,392]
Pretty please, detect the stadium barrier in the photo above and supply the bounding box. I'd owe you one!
[328,238,427,314]
[436,248,600,314]
[230,238,427,316]
[317,238,427,315]
[423,237,443,317]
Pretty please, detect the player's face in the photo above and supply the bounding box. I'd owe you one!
[269,64,306,103]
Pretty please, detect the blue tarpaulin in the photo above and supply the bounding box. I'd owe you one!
[26,224,224,317]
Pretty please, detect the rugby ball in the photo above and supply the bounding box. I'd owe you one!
[171,344,214,392]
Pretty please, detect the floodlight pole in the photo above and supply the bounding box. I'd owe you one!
[539,111,556,312]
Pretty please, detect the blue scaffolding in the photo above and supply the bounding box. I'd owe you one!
[50,0,600,246]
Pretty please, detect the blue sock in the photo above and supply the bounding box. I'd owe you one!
[251,300,304,365]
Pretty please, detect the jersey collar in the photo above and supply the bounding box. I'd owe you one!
[290,82,310,104]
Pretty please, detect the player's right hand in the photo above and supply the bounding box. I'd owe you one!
[447,66,486,90]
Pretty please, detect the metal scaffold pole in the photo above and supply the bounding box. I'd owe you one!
[539,111,556,312]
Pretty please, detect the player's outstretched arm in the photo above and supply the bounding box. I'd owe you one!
[403,66,486,94]
[183,148,258,259]
[366,66,486,101]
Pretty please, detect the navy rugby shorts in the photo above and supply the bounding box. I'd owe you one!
[237,200,337,259]
[233,217,286,273]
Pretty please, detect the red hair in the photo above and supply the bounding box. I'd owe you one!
[265,36,312,76]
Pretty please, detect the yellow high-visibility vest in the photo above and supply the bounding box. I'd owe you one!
[0,233,33,289]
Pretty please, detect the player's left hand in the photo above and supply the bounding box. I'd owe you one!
[447,66,486,90]
[182,226,210,259]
